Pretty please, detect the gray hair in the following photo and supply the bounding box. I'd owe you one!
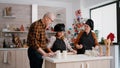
[43,12,56,20]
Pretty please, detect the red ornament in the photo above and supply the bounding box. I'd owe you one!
[107,33,115,41]
[67,31,71,34]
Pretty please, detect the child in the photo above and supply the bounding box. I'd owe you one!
[47,24,77,54]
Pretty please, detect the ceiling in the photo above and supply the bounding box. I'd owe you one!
[45,0,74,3]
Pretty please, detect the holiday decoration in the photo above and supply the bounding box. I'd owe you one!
[107,33,115,44]
[75,9,81,22]
[104,38,111,56]
[66,9,85,43]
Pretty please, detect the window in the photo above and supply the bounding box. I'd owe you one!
[90,2,117,43]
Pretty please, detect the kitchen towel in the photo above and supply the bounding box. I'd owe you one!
[3,51,8,63]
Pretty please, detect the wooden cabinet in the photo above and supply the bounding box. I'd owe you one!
[0,48,29,68]
[16,49,29,68]
[0,50,16,68]
[101,45,119,68]
[45,59,110,68]
[86,60,110,68]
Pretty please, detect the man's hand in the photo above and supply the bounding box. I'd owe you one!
[43,52,55,57]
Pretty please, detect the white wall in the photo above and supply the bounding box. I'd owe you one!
[80,0,116,18]
[0,0,116,29]
[0,0,73,30]
[72,0,81,18]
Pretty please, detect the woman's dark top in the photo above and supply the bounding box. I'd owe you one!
[74,30,99,54]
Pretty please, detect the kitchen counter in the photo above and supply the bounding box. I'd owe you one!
[0,48,29,68]
[43,54,112,63]
[0,48,28,50]
[43,54,113,68]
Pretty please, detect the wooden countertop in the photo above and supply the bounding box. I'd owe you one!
[43,54,113,63]
[0,48,28,50]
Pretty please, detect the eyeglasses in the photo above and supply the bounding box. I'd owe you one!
[48,17,54,22]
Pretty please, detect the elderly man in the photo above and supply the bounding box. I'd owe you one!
[27,12,56,68]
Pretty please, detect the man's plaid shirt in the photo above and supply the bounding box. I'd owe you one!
[27,19,47,49]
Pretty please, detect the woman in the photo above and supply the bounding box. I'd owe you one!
[47,24,77,54]
[74,19,99,54]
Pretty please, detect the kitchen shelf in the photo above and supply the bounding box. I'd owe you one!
[3,15,16,19]
[2,31,28,33]
[46,31,56,38]
[46,31,56,34]
[2,31,28,37]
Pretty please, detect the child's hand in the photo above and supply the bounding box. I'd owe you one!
[72,50,77,54]
[76,44,83,49]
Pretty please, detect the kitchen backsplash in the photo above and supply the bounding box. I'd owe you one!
[0,3,31,47]
[0,3,66,48]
